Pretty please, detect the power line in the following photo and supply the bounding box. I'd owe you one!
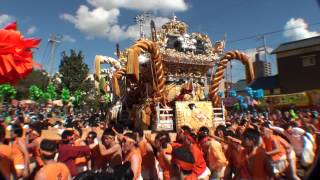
[228,21,320,44]
[230,40,287,52]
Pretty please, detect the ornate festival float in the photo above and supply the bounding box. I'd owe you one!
[94,16,255,131]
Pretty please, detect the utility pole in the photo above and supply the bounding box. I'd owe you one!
[255,35,272,77]
[262,35,268,62]
[256,35,268,62]
[135,13,150,39]
[223,33,232,85]
[47,34,62,76]
[223,32,227,50]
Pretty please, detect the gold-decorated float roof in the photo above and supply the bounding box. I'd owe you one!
[161,19,188,36]
[156,17,222,66]
[161,49,215,66]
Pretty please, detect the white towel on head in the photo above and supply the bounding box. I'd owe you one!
[197,167,211,179]
[57,129,64,135]
[292,127,305,135]
[6,125,12,131]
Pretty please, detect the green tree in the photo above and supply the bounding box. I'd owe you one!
[15,70,49,99]
[42,92,51,102]
[0,84,16,102]
[46,83,57,100]
[29,85,43,102]
[61,88,70,104]
[58,50,92,93]
[58,49,97,111]
[72,90,83,107]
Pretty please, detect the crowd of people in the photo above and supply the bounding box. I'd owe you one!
[0,105,320,180]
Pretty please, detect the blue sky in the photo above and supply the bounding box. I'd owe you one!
[1,0,320,82]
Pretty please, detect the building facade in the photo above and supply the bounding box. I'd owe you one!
[272,36,320,94]
[253,59,272,78]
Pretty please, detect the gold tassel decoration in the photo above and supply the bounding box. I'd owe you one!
[112,68,126,97]
[126,48,140,81]
[94,56,101,90]
[124,40,167,105]
[94,55,101,81]
[112,74,120,97]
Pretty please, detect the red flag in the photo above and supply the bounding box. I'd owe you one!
[4,22,17,30]
[0,22,41,84]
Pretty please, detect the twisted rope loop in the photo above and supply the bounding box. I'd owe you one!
[209,51,254,107]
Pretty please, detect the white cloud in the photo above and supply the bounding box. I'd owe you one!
[60,5,120,40]
[87,0,188,12]
[60,0,187,42]
[60,4,170,42]
[62,34,76,43]
[27,26,37,35]
[107,16,170,41]
[283,18,319,41]
[123,16,170,41]
[0,14,14,27]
